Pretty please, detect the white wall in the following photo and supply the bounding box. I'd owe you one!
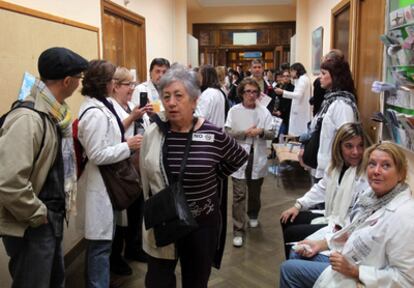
[290,34,296,64]
[187,34,199,68]
[295,0,342,79]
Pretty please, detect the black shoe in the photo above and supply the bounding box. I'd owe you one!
[110,256,133,276]
[124,249,148,263]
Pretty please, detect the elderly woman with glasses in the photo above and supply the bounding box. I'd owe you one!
[140,65,248,288]
[280,142,414,288]
[108,67,153,274]
[224,78,274,248]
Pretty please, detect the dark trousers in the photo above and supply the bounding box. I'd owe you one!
[280,211,326,259]
[232,177,264,236]
[145,225,218,288]
[111,194,145,258]
[2,223,64,288]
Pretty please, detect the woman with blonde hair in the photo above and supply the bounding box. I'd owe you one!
[108,67,153,274]
[280,123,369,259]
[280,142,414,288]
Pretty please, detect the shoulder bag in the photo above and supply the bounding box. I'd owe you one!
[302,117,323,169]
[99,158,141,210]
[143,120,198,247]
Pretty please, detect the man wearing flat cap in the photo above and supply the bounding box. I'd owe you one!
[0,47,88,287]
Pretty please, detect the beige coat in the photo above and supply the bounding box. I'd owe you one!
[139,113,176,259]
[0,87,58,237]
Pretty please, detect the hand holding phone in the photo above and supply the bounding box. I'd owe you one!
[140,92,148,108]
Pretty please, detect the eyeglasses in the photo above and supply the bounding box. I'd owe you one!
[243,89,259,95]
[119,81,137,88]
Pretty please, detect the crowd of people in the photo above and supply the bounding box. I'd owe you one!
[0,46,413,288]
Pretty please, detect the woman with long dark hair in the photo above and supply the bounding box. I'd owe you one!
[280,123,369,259]
[275,62,312,137]
[303,50,359,180]
[195,64,227,128]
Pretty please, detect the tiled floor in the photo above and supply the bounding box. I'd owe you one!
[66,161,312,288]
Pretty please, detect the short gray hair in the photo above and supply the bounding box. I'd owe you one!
[158,65,201,100]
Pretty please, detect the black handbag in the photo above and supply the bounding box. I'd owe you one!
[99,158,141,210]
[143,121,198,247]
[302,117,322,169]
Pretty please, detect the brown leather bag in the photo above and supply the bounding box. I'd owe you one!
[99,158,141,210]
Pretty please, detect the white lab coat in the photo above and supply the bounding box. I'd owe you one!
[313,99,356,179]
[109,98,135,138]
[131,80,163,128]
[77,97,131,240]
[282,74,312,136]
[108,98,136,227]
[297,167,367,214]
[195,87,225,128]
[131,80,160,105]
[314,187,414,288]
[225,103,273,179]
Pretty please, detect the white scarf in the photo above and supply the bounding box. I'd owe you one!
[325,166,357,228]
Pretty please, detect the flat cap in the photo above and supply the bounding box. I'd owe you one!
[38,47,88,80]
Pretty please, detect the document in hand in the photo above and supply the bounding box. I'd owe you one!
[257,92,272,107]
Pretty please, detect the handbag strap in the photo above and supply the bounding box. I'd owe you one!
[163,117,198,184]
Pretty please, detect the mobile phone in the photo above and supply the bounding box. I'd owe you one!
[140,92,148,107]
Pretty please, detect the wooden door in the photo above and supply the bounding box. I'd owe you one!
[332,1,351,61]
[124,19,146,82]
[101,0,146,81]
[354,0,385,141]
[102,12,123,65]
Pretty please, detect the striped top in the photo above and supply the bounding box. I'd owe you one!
[165,121,248,224]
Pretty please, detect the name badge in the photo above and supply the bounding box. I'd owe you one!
[192,133,215,142]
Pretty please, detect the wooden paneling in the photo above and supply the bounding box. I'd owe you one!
[103,12,123,66]
[193,22,295,67]
[354,0,385,141]
[101,0,146,81]
[0,0,99,115]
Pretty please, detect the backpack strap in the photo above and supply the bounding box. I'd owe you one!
[1,101,48,178]
[79,106,100,120]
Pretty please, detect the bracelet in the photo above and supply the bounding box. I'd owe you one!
[294,201,302,210]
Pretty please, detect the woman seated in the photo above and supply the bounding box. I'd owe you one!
[280,142,414,288]
[280,123,369,259]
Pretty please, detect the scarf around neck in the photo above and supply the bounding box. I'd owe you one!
[318,90,359,121]
[35,79,77,216]
[348,182,408,234]
[325,166,358,228]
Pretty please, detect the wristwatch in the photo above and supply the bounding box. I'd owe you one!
[294,201,302,210]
